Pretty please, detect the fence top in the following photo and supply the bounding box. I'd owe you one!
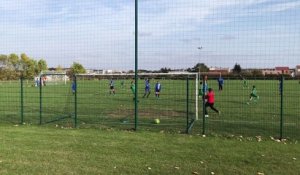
[40,72,67,76]
[75,72,199,76]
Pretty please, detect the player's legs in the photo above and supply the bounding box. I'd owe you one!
[209,103,219,113]
[204,102,209,115]
[249,93,255,100]
[109,86,113,94]
[155,90,160,98]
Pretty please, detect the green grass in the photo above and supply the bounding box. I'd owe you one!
[0,78,299,139]
[0,125,299,175]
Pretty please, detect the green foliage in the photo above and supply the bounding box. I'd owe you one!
[0,53,49,80]
[20,53,37,79]
[56,65,64,73]
[37,59,48,73]
[189,63,209,72]
[8,53,19,69]
[0,54,19,80]
[160,67,171,73]
[68,62,86,77]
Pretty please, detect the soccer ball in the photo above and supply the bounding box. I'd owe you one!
[154,118,160,124]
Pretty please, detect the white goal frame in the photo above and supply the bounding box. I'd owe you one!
[39,72,68,85]
[76,72,199,120]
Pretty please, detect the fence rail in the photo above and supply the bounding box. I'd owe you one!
[0,76,299,140]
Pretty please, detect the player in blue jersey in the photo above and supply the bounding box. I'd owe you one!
[109,79,115,95]
[71,79,77,95]
[218,74,224,91]
[155,81,161,98]
[143,79,151,98]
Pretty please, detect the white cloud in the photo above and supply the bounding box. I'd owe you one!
[262,1,300,12]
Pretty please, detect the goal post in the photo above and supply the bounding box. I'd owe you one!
[75,72,199,132]
[38,71,69,86]
[38,72,75,126]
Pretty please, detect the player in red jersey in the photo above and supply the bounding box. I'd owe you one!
[204,88,220,117]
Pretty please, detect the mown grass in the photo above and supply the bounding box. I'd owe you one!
[0,124,299,175]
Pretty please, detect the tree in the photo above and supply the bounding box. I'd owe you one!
[160,67,171,73]
[0,54,20,80]
[0,54,8,68]
[233,63,242,74]
[37,59,48,73]
[8,53,20,69]
[189,63,209,72]
[0,53,48,80]
[56,65,63,73]
[20,53,36,79]
[68,62,86,77]
[252,70,263,77]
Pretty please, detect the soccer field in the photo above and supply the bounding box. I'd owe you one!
[0,78,299,140]
[1,125,299,175]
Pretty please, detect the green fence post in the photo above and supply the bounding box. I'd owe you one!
[74,75,77,128]
[20,76,24,124]
[186,77,189,133]
[280,75,284,140]
[134,0,138,131]
[39,76,42,125]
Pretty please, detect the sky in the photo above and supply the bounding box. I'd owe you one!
[0,0,299,70]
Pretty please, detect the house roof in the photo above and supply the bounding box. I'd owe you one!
[275,67,289,70]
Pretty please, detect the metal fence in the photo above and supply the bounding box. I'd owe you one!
[0,1,299,140]
[0,76,299,140]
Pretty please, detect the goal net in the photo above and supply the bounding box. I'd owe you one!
[39,72,75,127]
[75,72,198,132]
[38,72,69,86]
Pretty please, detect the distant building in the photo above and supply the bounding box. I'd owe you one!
[102,70,122,74]
[259,67,291,76]
[296,65,300,76]
[275,67,290,74]
[261,68,280,75]
[209,67,230,75]
[86,69,103,74]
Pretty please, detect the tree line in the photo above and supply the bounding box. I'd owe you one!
[0,53,86,80]
[0,53,47,80]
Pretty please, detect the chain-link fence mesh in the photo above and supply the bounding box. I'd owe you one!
[0,1,299,140]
